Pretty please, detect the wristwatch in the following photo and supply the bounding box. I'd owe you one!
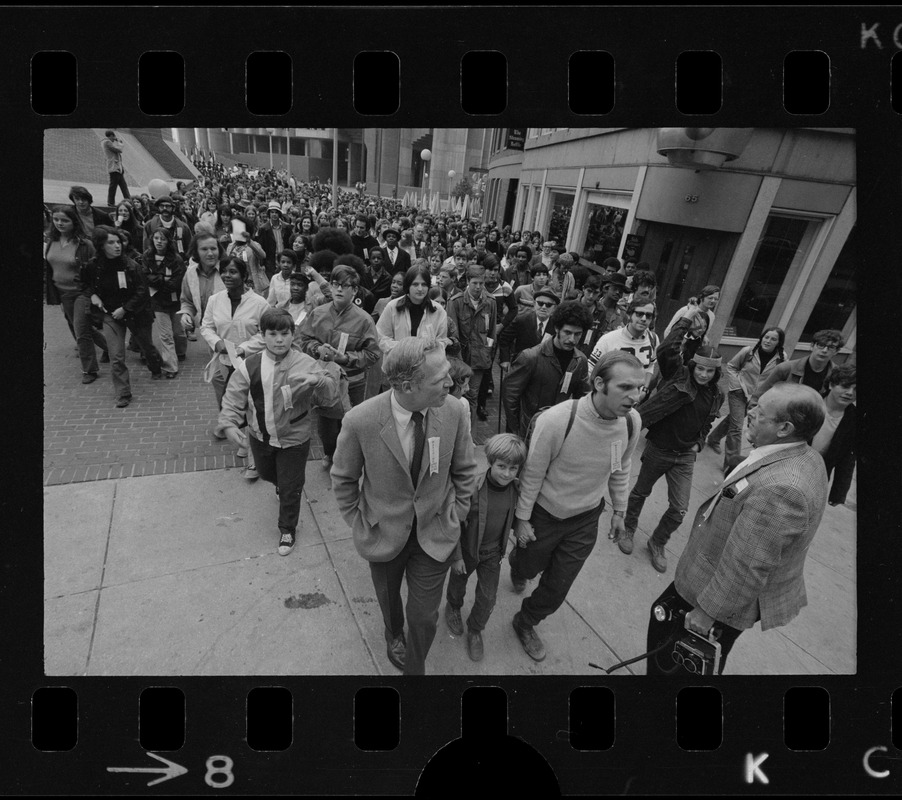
[612,510,625,517]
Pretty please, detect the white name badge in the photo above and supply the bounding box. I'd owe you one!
[486,337,494,348]
[117,271,127,289]
[484,314,490,329]
[611,440,623,472]
[561,371,573,395]
[363,248,369,260]
[584,329,593,344]
[337,331,349,355]
[428,437,440,475]
[176,240,184,254]
[281,384,294,410]
[735,477,749,494]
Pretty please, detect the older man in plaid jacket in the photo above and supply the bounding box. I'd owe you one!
[645,383,829,675]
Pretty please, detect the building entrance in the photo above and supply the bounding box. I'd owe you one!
[639,222,738,332]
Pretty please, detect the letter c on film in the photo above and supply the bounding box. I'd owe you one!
[863,746,889,779]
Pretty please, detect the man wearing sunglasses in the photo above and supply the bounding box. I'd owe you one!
[747,329,845,412]
[588,299,660,393]
[498,288,559,373]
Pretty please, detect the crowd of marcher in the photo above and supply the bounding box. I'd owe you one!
[44,155,855,675]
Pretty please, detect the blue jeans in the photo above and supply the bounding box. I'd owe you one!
[446,544,503,632]
[153,309,187,373]
[708,389,747,471]
[102,314,162,398]
[59,290,108,375]
[624,440,697,545]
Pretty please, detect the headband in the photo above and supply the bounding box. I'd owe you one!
[692,354,722,368]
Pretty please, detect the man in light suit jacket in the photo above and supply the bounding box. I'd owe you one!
[645,383,828,675]
[331,336,478,674]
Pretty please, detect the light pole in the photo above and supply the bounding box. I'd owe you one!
[447,169,455,212]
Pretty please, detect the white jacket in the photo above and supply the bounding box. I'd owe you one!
[375,296,450,354]
[201,289,271,366]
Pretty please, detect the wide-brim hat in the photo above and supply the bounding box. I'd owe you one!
[266,200,285,217]
[534,288,560,305]
[382,226,400,240]
[600,272,628,289]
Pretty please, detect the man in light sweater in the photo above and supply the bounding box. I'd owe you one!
[508,351,645,662]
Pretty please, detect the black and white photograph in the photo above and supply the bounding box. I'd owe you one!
[42,125,857,677]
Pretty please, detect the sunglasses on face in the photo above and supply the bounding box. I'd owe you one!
[535,301,555,308]
[633,311,654,319]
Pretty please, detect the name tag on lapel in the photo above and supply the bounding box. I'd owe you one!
[428,437,440,475]
[561,371,573,395]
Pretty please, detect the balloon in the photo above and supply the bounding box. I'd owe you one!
[420,149,432,161]
[448,170,456,178]
[147,179,170,199]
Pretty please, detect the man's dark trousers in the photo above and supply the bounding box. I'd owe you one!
[108,171,130,206]
[368,517,452,675]
[645,582,743,675]
[509,501,604,627]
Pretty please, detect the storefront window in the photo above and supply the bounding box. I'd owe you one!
[547,191,574,244]
[800,226,856,343]
[581,203,627,267]
[729,215,817,340]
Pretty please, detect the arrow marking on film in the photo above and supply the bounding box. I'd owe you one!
[107,752,188,787]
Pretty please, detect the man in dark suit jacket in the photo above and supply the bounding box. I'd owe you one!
[256,202,293,278]
[497,288,558,370]
[331,336,478,675]
[379,227,412,274]
[645,383,829,675]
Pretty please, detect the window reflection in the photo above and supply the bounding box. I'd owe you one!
[581,203,626,268]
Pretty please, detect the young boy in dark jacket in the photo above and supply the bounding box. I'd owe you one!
[444,433,528,661]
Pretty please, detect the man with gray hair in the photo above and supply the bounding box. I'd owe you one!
[645,382,828,675]
[331,336,478,674]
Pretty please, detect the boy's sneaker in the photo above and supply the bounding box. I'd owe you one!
[512,612,546,662]
[278,531,295,556]
[243,465,259,480]
[466,630,484,662]
[444,604,464,636]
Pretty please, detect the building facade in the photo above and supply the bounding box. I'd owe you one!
[171,128,367,184]
[484,127,856,358]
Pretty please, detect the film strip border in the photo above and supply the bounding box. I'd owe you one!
[29,49,902,118]
[20,682,902,792]
[8,4,902,796]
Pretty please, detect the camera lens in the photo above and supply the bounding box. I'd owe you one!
[653,604,669,622]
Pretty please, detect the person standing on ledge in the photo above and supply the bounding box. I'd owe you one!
[102,130,131,207]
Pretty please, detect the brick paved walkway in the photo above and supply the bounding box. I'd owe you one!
[43,302,506,486]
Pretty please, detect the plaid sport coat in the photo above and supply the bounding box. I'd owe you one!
[674,442,828,631]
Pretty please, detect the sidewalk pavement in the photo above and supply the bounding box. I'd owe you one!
[43,435,856,677]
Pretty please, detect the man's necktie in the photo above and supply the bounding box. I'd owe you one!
[390,248,397,265]
[410,411,425,487]
[537,320,544,337]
